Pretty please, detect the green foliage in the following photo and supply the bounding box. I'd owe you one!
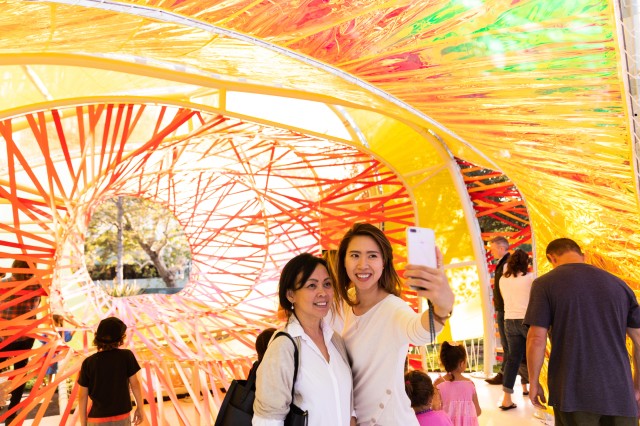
[100,279,144,297]
[85,196,191,284]
[90,264,159,281]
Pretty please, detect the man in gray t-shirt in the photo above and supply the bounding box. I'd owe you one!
[525,238,640,425]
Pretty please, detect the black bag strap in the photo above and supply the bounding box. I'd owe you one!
[272,331,299,403]
[245,361,259,390]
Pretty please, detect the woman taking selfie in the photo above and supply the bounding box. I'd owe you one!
[332,223,455,425]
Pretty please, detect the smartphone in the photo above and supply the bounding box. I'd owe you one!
[406,226,437,291]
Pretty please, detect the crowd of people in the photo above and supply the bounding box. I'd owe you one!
[252,223,455,426]
[250,228,640,426]
[3,224,640,426]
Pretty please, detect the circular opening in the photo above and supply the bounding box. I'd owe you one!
[84,195,192,296]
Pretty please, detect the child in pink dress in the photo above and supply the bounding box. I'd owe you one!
[434,341,481,426]
[405,369,453,426]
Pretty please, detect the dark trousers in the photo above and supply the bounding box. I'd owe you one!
[496,310,508,373]
[496,311,528,382]
[0,337,36,415]
[502,319,529,392]
[554,408,638,426]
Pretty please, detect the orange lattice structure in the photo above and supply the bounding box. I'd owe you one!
[0,0,639,424]
[1,104,427,424]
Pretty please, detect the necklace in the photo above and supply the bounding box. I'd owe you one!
[415,408,432,415]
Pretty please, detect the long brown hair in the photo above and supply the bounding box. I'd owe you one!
[503,249,530,278]
[336,223,402,306]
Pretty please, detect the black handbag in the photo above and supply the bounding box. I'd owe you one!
[213,372,255,426]
[214,331,308,426]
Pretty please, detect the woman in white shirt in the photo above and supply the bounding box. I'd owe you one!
[333,223,455,426]
[253,253,356,426]
[498,249,535,410]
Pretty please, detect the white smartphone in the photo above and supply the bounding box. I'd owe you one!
[406,226,437,291]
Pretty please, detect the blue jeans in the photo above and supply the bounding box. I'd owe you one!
[496,310,508,373]
[502,318,529,393]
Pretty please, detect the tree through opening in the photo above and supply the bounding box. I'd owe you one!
[84,196,192,296]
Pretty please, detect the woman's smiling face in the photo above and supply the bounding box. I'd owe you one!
[344,235,384,292]
[287,264,333,322]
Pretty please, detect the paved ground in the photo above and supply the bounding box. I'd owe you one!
[12,374,553,425]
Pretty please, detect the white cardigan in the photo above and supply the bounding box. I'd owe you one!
[335,294,432,426]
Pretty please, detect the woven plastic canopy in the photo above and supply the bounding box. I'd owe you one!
[0,0,638,424]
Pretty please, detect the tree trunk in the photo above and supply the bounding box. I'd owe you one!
[123,211,178,288]
[116,197,124,285]
[146,248,177,288]
[129,233,177,288]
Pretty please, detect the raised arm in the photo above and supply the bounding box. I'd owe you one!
[404,247,455,333]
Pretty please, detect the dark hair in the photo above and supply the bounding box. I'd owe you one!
[255,327,276,362]
[96,339,123,351]
[439,341,467,373]
[11,259,35,282]
[279,253,328,317]
[52,314,65,327]
[322,249,342,314]
[336,223,402,306]
[503,249,530,278]
[404,369,434,408]
[546,238,583,257]
[489,236,509,249]
[94,317,127,351]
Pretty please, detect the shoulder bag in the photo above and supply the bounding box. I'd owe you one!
[214,330,308,426]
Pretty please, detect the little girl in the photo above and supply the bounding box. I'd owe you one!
[405,369,453,426]
[434,341,481,426]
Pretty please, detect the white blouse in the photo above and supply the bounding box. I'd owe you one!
[500,272,535,319]
[336,294,432,426]
[253,318,353,426]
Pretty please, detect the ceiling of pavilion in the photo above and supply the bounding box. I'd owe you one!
[1,0,639,422]
[0,0,636,276]
[0,0,638,314]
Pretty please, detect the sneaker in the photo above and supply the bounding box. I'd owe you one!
[485,372,503,385]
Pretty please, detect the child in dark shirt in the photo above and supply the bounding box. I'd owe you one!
[77,317,145,426]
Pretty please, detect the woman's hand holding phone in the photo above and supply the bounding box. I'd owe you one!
[405,247,454,315]
[404,226,455,318]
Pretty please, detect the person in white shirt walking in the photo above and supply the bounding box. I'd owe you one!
[498,249,534,410]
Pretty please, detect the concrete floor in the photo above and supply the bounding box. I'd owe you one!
[16,374,552,426]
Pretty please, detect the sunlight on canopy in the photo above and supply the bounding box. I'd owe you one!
[0,0,639,423]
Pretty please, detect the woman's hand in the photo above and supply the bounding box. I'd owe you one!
[404,247,455,317]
